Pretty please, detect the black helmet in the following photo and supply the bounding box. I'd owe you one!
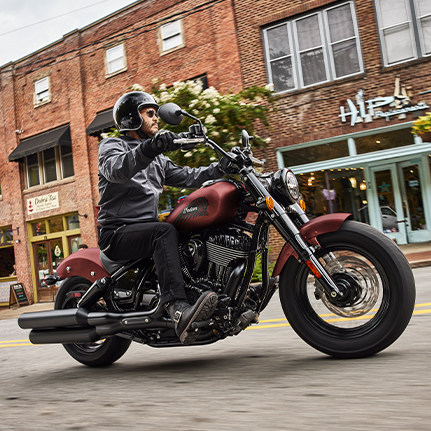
[113,91,159,132]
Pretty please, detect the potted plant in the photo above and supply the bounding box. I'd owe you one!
[411,112,431,142]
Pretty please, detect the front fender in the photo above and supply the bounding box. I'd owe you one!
[56,248,109,281]
[272,213,352,277]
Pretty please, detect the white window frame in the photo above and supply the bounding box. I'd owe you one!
[263,1,363,93]
[105,43,127,76]
[34,76,50,106]
[160,20,184,53]
[25,147,74,189]
[375,0,431,66]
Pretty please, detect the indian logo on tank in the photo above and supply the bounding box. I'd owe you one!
[175,197,209,223]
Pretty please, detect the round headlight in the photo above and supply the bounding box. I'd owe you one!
[270,168,300,205]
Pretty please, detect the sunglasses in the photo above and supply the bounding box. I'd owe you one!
[146,109,159,119]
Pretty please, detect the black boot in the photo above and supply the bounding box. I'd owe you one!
[166,291,218,344]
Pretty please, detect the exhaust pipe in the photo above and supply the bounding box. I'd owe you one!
[29,327,99,344]
[18,308,90,329]
[18,306,172,344]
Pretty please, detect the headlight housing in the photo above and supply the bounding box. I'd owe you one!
[270,168,300,206]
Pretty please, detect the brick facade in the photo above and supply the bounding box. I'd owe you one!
[0,0,242,303]
[232,0,431,260]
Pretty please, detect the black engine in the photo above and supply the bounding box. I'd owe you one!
[179,228,251,299]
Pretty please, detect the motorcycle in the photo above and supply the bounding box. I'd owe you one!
[18,103,416,366]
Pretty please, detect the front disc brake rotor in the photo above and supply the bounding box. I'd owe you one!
[317,254,380,318]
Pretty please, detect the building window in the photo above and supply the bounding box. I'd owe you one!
[34,76,50,105]
[25,146,74,188]
[106,43,127,75]
[263,1,362,92]
[375,0,431,65]
[0,226,14,279]
[160,20,184,52]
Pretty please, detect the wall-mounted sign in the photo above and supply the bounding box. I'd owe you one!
[340,77,429,126]
[27,192,59,214]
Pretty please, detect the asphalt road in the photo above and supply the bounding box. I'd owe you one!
[0,267,430,431]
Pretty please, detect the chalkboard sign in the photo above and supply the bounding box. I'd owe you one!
[11,283,29,306]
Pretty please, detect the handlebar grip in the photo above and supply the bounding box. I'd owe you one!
[173,138,206,144]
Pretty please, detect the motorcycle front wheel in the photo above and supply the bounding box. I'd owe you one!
[279,220,416,358]
[55,276,131,367]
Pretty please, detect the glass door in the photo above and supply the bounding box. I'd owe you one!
[34,239,64,301]
[398,161,431,242]
[370,165,407,244]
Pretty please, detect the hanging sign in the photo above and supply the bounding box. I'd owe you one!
[340,77,429,126]
[54,245,62,257]
[27,192,59,214]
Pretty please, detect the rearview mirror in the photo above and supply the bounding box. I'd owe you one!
[158,103,184,125]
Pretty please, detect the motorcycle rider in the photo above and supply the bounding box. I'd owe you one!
[97,91,224,344]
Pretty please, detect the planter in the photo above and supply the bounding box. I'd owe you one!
[419,131,431,143]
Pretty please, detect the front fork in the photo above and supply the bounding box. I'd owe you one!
[244,171,344,300]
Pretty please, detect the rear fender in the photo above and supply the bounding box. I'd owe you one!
[56,248,109,281]
[272,213,352,277]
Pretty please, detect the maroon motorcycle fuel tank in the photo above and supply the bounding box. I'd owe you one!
[166,180,239,231]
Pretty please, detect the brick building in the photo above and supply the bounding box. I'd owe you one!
[232,0,431,257]
[0,0,242,303]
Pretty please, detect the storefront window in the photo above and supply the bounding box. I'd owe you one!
[355,128,414,154]
[298,168,368,222]
[0,247,15,277]
[69,236,82,253]
[0,226,15,278]
[32,221,47,236]
[48,216,64,233]
[283,140,349,167]
[66,214,80,230]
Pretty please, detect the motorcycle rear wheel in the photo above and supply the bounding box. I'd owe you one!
[279,220,416,358]
[55,276,131,367]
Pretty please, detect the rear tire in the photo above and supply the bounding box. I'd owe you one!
[55,276,131,367]
[279,221,416,358]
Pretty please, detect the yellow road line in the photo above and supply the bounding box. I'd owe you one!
[1,304,430,346]
[0,343,33,348]
[0,339,30,344]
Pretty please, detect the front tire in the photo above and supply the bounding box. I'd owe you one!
[55,276,131,367]
[279,221,416,358]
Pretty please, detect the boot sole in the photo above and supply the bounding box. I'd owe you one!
[180,292,218,344]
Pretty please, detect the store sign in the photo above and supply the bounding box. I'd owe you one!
[340,77,429,127]
[27,192,59,214]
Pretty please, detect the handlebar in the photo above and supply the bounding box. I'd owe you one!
[173,137,206,146]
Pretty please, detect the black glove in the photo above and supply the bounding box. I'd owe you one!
[141,130,180,158]
[218,154,239,175]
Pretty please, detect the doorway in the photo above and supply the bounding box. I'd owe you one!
[369,160,431,244]
[33,238,64,301]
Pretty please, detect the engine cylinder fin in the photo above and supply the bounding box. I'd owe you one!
[206,242,249,267]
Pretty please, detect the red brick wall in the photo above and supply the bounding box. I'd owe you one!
[0,0,243,302]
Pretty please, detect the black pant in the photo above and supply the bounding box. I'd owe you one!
[99,222,187,305]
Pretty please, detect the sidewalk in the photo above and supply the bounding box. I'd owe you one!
[2,242,431,320]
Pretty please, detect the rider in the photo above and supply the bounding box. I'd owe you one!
[97,91,224,344]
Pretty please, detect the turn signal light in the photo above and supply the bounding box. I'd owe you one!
[266,196,274,211]
[299,199,306,211]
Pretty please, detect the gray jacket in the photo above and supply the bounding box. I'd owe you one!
[97,135,224,227]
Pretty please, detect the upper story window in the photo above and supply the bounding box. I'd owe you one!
[25,146,74,188]
[263,2,362,93]
[106,43,127,76]
[160,20,184,52]
[375,0,431,66]
[34,76,50,106]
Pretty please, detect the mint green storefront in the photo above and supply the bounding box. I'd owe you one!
[277,122,431,245]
